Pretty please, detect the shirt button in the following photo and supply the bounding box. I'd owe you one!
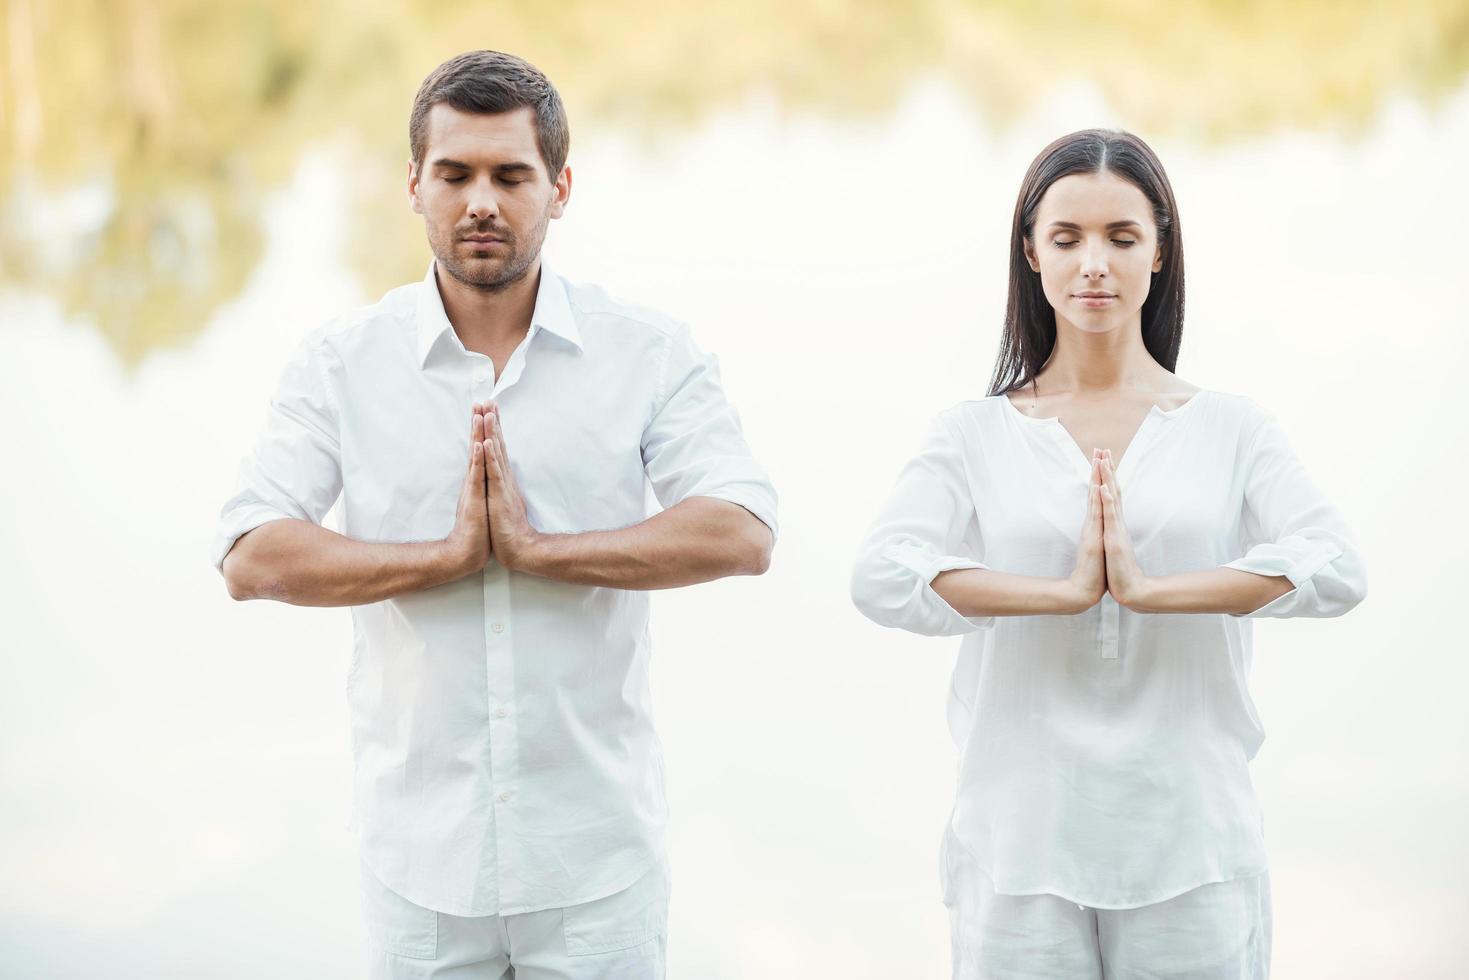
[498,791,512,803]
[494,706,509,719]
[491,622,504,634]
[473,367,490,383]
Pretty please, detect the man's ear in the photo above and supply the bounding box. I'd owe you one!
[408,160,424,215]
[548,164,572,219]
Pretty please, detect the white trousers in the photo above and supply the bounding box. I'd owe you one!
[948,858,1271,980]
[358,854,670,980]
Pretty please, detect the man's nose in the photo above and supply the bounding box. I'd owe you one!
[465,176,500,222]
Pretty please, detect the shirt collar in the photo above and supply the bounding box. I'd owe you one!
[416,257,582,368]
[527,258,582,352]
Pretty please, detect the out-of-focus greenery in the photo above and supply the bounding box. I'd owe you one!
[2,0,1465,362]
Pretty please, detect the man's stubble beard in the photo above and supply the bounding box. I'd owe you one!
[433,205,552,295]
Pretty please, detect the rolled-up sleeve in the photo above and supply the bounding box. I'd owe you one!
[850,411,994,636]
[1223,411,1367,618]
[211,335,344,570]
[640,323,778,539]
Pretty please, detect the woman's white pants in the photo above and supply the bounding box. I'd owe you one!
[948,857,1271,979]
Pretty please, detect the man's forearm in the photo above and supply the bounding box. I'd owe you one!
[221,518,469,607]
[1129,567,1294,614]
[514,497,773,589]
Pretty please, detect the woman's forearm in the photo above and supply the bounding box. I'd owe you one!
[1127,567,1294,614]
[932,565,1295,619]
[931,568,1093,618]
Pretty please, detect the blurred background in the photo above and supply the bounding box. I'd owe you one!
[2,2,1466,977]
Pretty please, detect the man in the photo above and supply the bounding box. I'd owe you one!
[213,50,776,978]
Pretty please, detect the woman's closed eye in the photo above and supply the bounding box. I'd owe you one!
[1052,239,1138,248]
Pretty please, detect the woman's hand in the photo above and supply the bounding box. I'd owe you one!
[1066,452,1108,611]
[1097,448,1151,608]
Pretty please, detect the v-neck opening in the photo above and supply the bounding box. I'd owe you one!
[1000,388,1210,478]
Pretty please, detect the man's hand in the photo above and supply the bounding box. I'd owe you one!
[483,401,545,573]
[1096,447,1152,608]
[441,404,492,579]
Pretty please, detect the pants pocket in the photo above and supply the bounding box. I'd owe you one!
[562,857,670,957]
[358,858,439,960]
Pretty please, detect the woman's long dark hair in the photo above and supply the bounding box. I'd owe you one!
[986,129,1185,398]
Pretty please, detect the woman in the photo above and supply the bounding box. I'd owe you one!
[849,129,1367,979]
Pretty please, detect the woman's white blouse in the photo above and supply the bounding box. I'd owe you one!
[850,390,1367,909]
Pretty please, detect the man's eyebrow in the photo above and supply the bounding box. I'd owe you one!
[1047,220,1143,231]
[430,158,538,174]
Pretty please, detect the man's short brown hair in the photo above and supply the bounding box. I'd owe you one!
[409,50,569,177]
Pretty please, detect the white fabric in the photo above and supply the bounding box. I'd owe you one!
[214,260,777,916]
[946,832,1271,979]
[851,390,1366,909]
[358,851,670,979]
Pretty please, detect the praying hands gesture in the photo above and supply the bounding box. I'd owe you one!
[481,401,542,570]
[443,402,543,577]
[440,400,771,588]
[1068,448,1148,609]
[1060,444,1301,617]
[443,405,493,576]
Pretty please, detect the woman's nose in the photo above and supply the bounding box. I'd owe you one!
[1079,243,1108,278]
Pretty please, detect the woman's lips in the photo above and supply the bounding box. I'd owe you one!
[1074,294,1116,307]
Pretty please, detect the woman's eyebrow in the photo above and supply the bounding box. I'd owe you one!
[1047,220,1143,231]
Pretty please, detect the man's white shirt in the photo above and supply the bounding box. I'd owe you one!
[214,260,778,916]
